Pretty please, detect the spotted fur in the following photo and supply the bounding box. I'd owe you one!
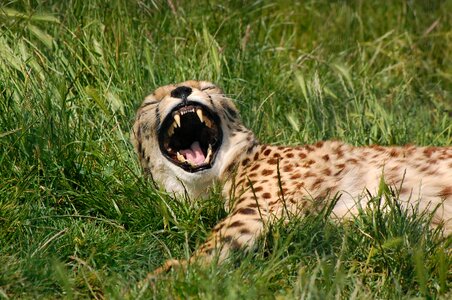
[131,81,452,275]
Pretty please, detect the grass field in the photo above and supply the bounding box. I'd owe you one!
[0,0,451,298]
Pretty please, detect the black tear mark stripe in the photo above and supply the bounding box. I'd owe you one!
[155,106,161,129]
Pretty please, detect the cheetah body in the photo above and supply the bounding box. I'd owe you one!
[132,81,452,272]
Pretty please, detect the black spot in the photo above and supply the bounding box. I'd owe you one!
[241,158,250,166]
[221,235,233,243]
[262,169,273,176]
[262,192,271,199]
[213,223,225,232]
[268,158,278,164]
[240,228,251,234]
[226,163,235,174]
[250,164,260,171]
[253,186,263,192]
[236,207,256,215]
[229,221,245,228]
[230,240,241,250]
[208,94,214,106]
[236,198,246,205]
[246,146,254,154]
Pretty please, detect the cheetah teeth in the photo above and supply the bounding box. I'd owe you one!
[196,108,204,123]
[168,108,213,137]
[173,113,181,128]
[204,118,212,128]
[203,144,213,164]
[176,151,186,163]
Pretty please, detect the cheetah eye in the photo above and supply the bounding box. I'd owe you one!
[158,101,223,173]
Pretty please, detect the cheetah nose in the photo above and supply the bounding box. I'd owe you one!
[171,86,192,102]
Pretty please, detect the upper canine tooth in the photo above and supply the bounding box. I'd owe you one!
[196,109,204,123]
[174,113,181,128]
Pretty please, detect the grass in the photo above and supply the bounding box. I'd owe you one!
[0,0,451,298]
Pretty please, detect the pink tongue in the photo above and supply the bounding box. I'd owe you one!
[180,141,205,165]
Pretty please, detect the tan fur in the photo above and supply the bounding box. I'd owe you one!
[131,81,452,275]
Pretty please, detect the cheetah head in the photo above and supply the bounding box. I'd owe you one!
[131,81,255,198]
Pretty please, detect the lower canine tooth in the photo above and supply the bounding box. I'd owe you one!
[176,152,185,162]
[196,109,204,123]
[207,144,212,155]
[204,144,213,164]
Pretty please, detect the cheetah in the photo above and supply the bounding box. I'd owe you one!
[131,80,452,275]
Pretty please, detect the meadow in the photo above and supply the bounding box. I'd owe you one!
[0,0,451,298]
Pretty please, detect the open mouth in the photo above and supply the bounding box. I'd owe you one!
[158,102,222,173]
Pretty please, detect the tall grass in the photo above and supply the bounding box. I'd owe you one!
[0,0,450,298]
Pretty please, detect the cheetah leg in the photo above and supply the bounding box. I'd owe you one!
[146,204,267,279]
